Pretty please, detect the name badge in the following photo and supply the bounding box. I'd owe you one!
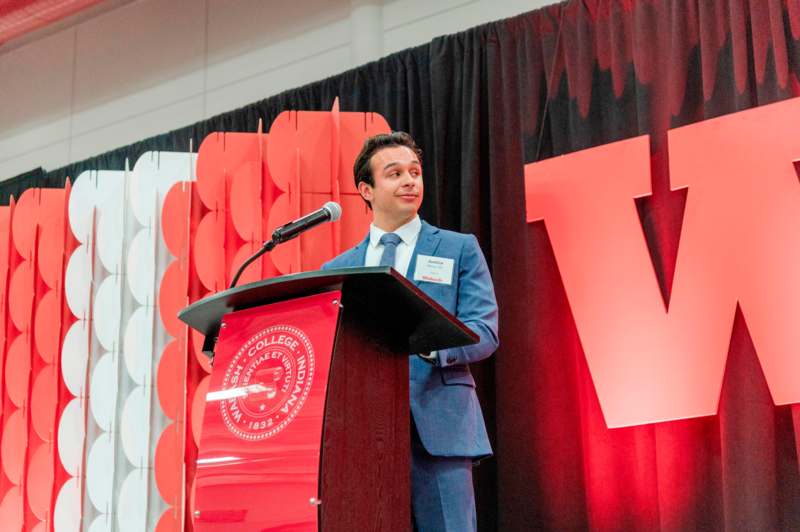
[413,255,454,285]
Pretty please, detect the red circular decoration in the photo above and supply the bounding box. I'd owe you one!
[191,376,210,446]
[9,261,34,332]
[157,340,183,420]
[230,162,262,241]
[265,113,296,191]
[162,182,192,258]
[155,507,180,532]
[0,206,11,267]
[190,328,212,374]
[154,424,181,505]
[26,443,54,520]
[1,410,28,484]
[5,335,31,408]
[34,290,61,363]
[0,487,23,531]
[11,188,39,259]
[197,132,259,210]
[158,262,188,338]
[31,366,58,442]
[193,211,227,292]
[37,216,65,290]
[266,193,298,275]
[196,133,228,210]
[229,242,263,287]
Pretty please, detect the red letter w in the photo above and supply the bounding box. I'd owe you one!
[525,98,800,428]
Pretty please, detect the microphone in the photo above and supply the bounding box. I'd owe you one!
[228,201,342,289]
[271,201,342,244]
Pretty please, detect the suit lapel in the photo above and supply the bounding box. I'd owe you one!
[350,233,370,266]
[409,221,441,286]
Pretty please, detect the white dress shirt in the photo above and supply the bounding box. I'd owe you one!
[364,215,422,277]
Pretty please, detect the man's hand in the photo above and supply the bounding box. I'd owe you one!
[417,351,438,365]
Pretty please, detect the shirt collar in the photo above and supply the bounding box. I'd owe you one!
[369,215,422,248]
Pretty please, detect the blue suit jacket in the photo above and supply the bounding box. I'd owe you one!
[322,220,499,458]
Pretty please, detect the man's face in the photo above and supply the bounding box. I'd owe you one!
[359,145,424,227]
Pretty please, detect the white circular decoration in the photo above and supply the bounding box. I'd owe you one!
[61,321,89,397]
[123,306,154,385]
[86,433,115,513]
[93,275,122,351]
[131,156,159,227]
[117,469,148,532]
[89,353,118,432]
[53,477,81,532]
[57,399,85,477]
[126,229,155,305]
[87,513,112,532]
[120,386,150,467]
[68,171,98,244]
[65,245,92,318]
[162,153,196,190]
[95,182,125,273]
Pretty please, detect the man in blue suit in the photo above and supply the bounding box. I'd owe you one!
[322,132,498,531]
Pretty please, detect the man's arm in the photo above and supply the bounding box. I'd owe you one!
[436,235,499,367]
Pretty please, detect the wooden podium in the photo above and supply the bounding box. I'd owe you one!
[179,266,477,531]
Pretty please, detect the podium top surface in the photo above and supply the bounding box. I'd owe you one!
[178,267,478,354]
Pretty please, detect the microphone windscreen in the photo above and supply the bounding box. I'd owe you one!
[323,201,342,222]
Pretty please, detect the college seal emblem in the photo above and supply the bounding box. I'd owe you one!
[219,324,315,441]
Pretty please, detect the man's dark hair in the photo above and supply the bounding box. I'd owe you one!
[352,131,423,208]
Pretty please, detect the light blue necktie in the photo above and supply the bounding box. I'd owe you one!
[378,233,402,268]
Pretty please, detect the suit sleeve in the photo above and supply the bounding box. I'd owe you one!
[436,235,499,367]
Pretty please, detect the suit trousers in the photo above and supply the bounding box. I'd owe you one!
[411,421,476,532]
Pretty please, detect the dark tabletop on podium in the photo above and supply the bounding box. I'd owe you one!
[178,266,478,355]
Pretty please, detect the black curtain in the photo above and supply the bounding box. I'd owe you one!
[7,1,800,529]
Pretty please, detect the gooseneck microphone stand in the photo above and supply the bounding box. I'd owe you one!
[228,238,277,289]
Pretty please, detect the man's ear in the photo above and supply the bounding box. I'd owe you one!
[358,181,373,203]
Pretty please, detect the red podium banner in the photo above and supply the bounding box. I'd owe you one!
[193,290,341,531]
